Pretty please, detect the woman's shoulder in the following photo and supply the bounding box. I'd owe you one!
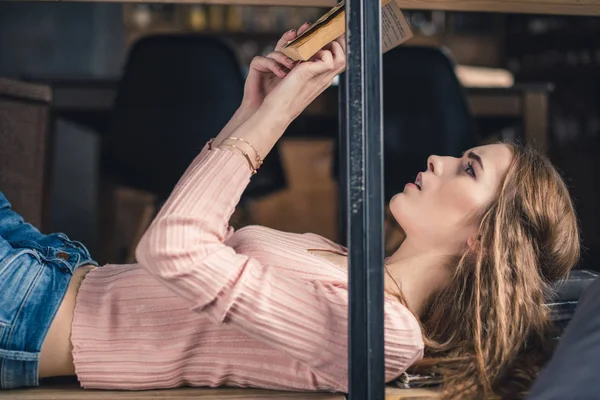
[383,298,425,368]
[385,296,424,337]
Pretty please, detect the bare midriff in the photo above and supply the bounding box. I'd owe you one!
[38,265,96,379]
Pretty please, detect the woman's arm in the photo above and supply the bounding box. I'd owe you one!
[211,24,311,149]
[136,40,423,390]
[135,130,423,391]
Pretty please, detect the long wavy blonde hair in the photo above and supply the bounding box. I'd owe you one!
[403,142,580,399]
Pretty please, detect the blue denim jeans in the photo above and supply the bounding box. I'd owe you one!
[0,192,98,389]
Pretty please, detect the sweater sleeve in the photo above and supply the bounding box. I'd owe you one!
[135,144,424,391]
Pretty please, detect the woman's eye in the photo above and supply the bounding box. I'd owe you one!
[465,161,476,178]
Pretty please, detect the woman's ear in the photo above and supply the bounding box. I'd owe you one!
[466,234,482,251]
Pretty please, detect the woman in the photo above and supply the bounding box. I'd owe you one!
[0,26,579,399]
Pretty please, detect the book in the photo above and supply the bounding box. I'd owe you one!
[281,0,413,62]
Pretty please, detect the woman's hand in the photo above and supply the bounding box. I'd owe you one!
[262,36,346,124]
[241,22,312,112]
[212,23,311,148]
[215,35,346,162]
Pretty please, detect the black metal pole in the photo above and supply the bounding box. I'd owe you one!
[345,0,385,398]
[338,75,347,246]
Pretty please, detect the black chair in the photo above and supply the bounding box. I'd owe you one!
[103,34,285,200]
[99,34,286,262]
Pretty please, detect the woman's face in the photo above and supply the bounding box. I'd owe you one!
[390,144,513,253]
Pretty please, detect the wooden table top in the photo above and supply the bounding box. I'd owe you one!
[33,0,600,16]
[4,379,441,400]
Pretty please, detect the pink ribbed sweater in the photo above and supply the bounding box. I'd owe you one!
[71,143,424,392]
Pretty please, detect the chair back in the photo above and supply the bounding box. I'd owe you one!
[103,34,286,200]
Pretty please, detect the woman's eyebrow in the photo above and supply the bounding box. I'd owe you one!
[467,151,484,171]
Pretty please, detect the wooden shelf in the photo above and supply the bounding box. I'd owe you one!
[4,379,442,400]
[399,0,600,16]
[5,387,344,400]
[35,0,600,16]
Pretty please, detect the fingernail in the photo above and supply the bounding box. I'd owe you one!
[306,21,312,26]
[289,29,296,34]
[287,58,295,64]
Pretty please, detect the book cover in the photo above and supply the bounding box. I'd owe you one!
[282,0,413,61]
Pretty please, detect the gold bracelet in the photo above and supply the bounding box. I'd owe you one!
[219,143,258,175]
[226,136,263,169]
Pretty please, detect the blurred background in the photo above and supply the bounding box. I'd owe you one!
[0,2,598,271]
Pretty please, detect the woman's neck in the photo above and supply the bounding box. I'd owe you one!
[385,237,452,317]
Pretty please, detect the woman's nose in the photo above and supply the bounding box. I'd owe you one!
[427,155,442,176]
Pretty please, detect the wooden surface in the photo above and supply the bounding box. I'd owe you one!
[4,380,441,400]
[5,388,344,400]
[0,77,52,103]
[34,0,600,16]
[5,380,343,400]
[248,139,340,241]
[523,90,549,154]
[400,0,600,16]
[386,387,440,399]
[44,78,545,118]
[43,79,550,155]
[0,78,52,230]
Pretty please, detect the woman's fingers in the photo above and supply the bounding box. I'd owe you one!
[250,56,288,78]
[316,39,346,77]
[274,22,311,52]
[297,49,334,78]
[297,21,312,36]
[297,41,345,89]
[261,33,345,93]
[334,34,346,53]
[329,40,346,72]
[267,51,297,70]
[314,49,334,68]
[275,29,297,52]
